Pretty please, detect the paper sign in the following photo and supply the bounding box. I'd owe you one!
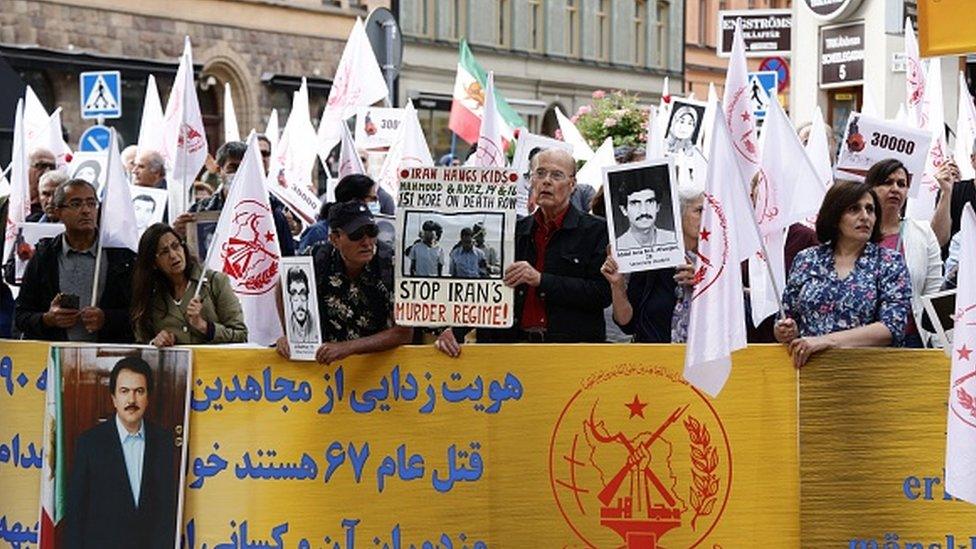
[280,256,322,361]
[835,112,931,193]
[355,107,404,149]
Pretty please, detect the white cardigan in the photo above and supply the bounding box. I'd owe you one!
[900,218,943,333]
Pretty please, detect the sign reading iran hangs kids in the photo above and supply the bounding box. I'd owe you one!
[395,167,517,328]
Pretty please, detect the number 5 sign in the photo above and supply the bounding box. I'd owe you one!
[820,21,865,89]
[835,112,932,197]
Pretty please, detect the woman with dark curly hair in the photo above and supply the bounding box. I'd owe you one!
[131,223,246,346]
[774,180,912,367]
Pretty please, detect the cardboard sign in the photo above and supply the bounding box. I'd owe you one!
[835,112,931,194]
[355,107,404,149]
[395,167,517,328]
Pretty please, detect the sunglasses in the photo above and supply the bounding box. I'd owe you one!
[347,224,379,241]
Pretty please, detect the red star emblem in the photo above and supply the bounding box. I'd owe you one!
[740,111,751,122]
[958,344,973,361]
[625,394,647,419]
[700,227,711,242]
[265,231,275,242]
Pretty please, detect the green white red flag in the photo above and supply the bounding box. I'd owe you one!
[449,40,524,144]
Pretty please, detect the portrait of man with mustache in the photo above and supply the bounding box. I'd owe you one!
[613,167,677,251]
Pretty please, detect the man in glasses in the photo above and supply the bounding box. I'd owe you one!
[15,179,136,342]
[275,201,412,364]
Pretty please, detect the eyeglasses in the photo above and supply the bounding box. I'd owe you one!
[346,224,379,241]
[32,161,56,171]
[59,198,99,211]
[530,168,569,183]
[155,240,184,258]
[288,288,309,297]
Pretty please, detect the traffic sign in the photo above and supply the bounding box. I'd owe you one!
[78,125,111,152]
[758,57,790,93]
[79,71,122,119]
[746,71,779,121]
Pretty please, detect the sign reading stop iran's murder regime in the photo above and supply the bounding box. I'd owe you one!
[395,167,517,328]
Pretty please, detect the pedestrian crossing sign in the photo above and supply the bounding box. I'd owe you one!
[79,71,122,119]
[746,71,778,121]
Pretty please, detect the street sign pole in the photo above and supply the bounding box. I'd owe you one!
[383,19,396,108]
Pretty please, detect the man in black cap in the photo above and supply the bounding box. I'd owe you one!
[275,201,411,364]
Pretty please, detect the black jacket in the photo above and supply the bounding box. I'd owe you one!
[64,419,176,549]
[481,206,611,342]
[14,235,136,342]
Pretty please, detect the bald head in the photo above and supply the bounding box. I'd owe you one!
[530,148,576,177]
[133,149,165,187]
[529,148,577,217]
[121,145,139,174]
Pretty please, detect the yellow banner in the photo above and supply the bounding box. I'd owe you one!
[918,0,976,57]
[0,341,49,547]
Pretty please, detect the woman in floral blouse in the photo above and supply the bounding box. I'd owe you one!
[774,180,912,367]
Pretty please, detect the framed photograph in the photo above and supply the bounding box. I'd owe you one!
[603,158,686,273]
[664,98,707,158]
[185,211,222,263]
[129,185,169,236]
[280,256,322,361]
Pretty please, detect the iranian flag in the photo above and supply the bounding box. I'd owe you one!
[449,39,524,144]
[39,349,65,549]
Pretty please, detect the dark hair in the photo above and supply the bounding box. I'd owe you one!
[53,178,97,208]
[216,141,247,168]
[864,158,909,189]
[286,266,309,290]
[422,220,443,238]
[459,227,473,238]
[133,194,156,209]
[131,223,199,341]
[256,134,271,148]
[335,174,377,202]
[615,169,666,208]
[109,356,154,395]
[814,180,883,246]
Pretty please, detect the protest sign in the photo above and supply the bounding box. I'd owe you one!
[665,98,707,158]
[510,131,572,216]
[355,107,404,149]
[8,222,64,284]
[604,159,686,273]
[395,167,516,328]
[279,256,322,361]
[67,151,108,195]
[835,112,931,186]
[129,185,169,236]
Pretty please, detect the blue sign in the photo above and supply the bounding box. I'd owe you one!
[79,71,122,119]
[746,71,779,120]
[78,125,111,153]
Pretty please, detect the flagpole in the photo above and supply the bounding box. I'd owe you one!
[90,128,117,308]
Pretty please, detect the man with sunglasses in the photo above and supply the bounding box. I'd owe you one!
[15,179,136,342]
[275,201,412,364]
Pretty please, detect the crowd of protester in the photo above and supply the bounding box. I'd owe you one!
[1,128,974,368]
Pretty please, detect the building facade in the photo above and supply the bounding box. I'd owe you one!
[0,0,385,163]
[397,0,685,160]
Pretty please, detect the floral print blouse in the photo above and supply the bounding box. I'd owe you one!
[782,243,912,346]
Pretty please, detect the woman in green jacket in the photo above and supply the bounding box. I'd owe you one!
[131,223,247,346]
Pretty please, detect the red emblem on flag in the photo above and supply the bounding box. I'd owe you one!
[219,199,279,296]
[690,193,730,301]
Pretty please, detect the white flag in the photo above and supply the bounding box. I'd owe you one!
[98,131,139,252]
[266,80,320,225]
[722,22,761,186]
[701,83,719,158]
[472,72,507,168]
[376,100,434,196]
[955,73,976,181]
[265,108,280,156]
[907,57,945,219]
[317,18,389,165]
[554,106,594,161]
[337,123,365,178]
[576,137,615,190]
[683,104,762,397]
[162,37,208,224]
[207,134,283,346]
[24,87,71,167]
[3,100,29,263]
[223,82,241,144]
[137,75,165,155]
[804,106,834,191]
[905,18,927,129]
[895,103,910,125]
[945,203,976,504]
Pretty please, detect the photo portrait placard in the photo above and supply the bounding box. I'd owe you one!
[395,167,517,328]
[603,159,686,273]
[128,185,169,236]
[280,256,322,361]
[665,98,707,158]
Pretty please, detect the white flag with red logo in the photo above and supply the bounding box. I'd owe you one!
[473,72,507,168]
[224,82,241,144]
[376,100,433,196]
[907,57,945,219]
[137,75,165,156]
[905,18,927,129]
[684,103,762,398]
[207,134,283,345]
[162,36,209,224]
[338,123,365,178]
[266,81,320,225]
[317,18,389,165]
[24,86,72,168]
[3,100,29,264]
[722,22,761,187]
[957,73,976,181]
[554,106,594,162]
[946,203,976,504]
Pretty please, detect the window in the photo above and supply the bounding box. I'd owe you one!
[411,0,434,37]
[595,0,610,61]
[528,0,543,51]
[698,0,707,47]
[656,0,671,68]
[498,0,511,47]
[565,0,581,57]
[635,0,648,65]
[451,0,467,40]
